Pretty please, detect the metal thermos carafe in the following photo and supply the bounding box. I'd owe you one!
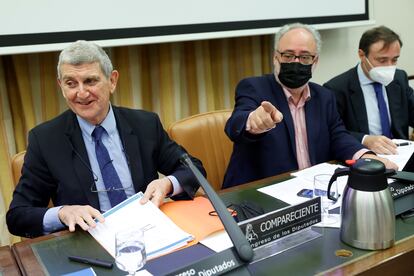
[327,158,395,250]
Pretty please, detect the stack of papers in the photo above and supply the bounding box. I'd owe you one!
[88,192,193,260]
[259,163,346,207]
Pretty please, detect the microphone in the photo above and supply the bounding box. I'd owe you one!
[180,153,254,263]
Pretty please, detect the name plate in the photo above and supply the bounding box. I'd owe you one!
[239,197,321,249]
[166,247,248,276]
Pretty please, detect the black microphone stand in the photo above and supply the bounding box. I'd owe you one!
[181,154,253,263]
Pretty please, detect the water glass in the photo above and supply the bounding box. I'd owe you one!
[313,174,338,225]
[115,228,146,275]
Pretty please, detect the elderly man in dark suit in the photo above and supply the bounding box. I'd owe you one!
[7,40,204,238]
[223,23,396,189]
[324,26,414,155]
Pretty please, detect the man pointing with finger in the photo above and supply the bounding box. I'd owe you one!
[222,23,397,188]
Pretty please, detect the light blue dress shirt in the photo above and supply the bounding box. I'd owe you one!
[357,63,392,138]
[43,105,182,233]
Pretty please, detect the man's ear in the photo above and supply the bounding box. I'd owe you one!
[57,79,66,99]
[272,52,278,65]
[109,70,119,94]
[358,49,365,61]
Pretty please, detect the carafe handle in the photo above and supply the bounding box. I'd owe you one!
[327,167,349,201]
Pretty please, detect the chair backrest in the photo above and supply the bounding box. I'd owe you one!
[168,110,233,191]
[11,151,26,187]
[408,75,414,88]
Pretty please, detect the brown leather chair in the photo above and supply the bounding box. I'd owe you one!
[11,151,26,187]
[168,110,233,191]
[11,151,56,208]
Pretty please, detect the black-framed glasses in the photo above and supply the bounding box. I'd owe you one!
[277,51,316,65]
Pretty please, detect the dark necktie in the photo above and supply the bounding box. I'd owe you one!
[372,82,392,138]
[92,126,127,207]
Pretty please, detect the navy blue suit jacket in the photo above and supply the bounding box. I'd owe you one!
[223,74,364,188]
[324,66,414,142]
[7,106,204,238]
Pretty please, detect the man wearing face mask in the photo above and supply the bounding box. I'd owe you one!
[324,26,414,155]
[222,23,397,188]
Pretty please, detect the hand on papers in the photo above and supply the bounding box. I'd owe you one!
[140,177,172,207]
[362,135,397,155]
[246,101,283,134]
[58,205,104,232]
[362,154,398,171]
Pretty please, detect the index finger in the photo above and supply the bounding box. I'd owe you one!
[261,101,276,114]
[90,207,105,223]
[140,186,156,204]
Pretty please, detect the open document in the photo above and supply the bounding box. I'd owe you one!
[88,192,193,260]
[379,139,414,170]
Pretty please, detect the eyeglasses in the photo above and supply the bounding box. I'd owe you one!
[66,135,133,194]
[277,51,316,65]
[91,180,133,193]
[208,204,237,217]
[90,160,133,193]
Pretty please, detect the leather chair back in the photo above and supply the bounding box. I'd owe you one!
[168,110,233,191]
[11,151,25,187]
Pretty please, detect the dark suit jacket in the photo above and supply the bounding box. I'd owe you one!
[7,106,204,238]
[222,74,364,188]
[324,66,414,142]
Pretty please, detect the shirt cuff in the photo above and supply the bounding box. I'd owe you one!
[352,148,371,160]
[167,175,183,197]
[43,206,65,234]
[361,134,368,144]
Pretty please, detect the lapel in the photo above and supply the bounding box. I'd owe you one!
[305,85,319,165]
[64,112,100,209]
[269,77,297,158]
[113,107,146,193]
[348,67,370,133]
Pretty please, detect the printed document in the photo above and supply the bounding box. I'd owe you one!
[88,192,193,260]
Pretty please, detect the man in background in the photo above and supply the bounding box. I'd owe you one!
[223,23,396,188]
[324,26,414,154]
[7,40,204,238]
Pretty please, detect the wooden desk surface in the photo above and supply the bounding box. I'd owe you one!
[0,245,21,276]
[11,173,414,276]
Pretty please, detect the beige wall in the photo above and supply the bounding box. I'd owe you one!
[314,0,414,84]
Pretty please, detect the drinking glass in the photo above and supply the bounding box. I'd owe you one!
[313,174,338,225]
[115,228,146,275]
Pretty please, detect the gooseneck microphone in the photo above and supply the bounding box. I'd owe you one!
[180,153,254,263]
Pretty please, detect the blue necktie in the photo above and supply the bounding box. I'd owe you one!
[372,82,392,138]
[92,126,127,207]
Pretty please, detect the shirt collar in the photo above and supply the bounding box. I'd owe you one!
[77,104,117,140]
[357,62,373,86]
[282,84,311,106]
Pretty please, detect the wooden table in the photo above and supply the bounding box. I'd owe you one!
[0,245,21,276]
[11,173,414,275]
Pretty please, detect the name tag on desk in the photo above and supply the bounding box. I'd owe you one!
[238,197,321,249]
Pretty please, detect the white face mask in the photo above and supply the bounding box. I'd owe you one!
[365,57,396,86]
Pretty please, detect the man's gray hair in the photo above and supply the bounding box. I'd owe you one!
[274,23,322,54]
[57,40,113,79]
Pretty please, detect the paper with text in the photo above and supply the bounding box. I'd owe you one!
[88,192,193,260]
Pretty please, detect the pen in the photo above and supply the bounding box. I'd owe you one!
[68,255,113,269]
[395,142,411,147]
